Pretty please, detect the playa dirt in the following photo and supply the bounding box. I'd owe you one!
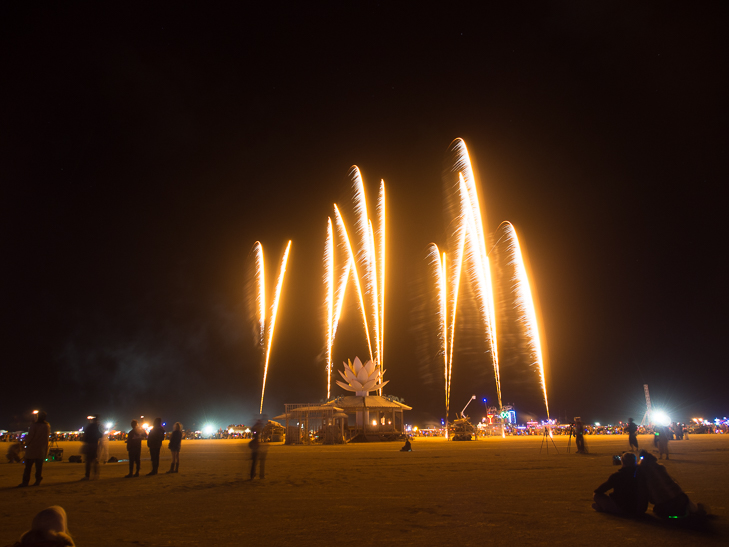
[1,435,727,546]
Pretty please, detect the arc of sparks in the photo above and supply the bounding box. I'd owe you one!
[259,240,292,414]
[333,204,375,363]
[351,167,381,367]
[324,219,335,400]
[427,244,450,416]
[458,175,502,410]
[499,221,550,418]
[376,181,386,386]
[253,242,266,349]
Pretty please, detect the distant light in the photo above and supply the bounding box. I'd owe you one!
[595,422,600,426]
[413,426,418,432]
[482,398,487,403]
[163,422,166,426]
[106,422,113,430]
[203,424,215,436]
[653,410,671,427]
[372,420,377,426]
[32,410,39,414]
[87,415,95,420]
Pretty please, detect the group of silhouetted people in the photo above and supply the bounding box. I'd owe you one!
[593,450,708,521]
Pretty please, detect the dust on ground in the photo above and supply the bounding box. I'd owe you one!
[1,434,727,546]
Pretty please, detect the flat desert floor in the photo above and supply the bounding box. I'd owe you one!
[1,434,727,546]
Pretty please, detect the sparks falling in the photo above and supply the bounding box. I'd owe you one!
[498,221,550,419]
[251,240,292,414]
[431,138,550,420]
[325,167,386,398]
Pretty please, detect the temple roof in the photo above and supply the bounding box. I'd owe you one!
[324,395,412,411]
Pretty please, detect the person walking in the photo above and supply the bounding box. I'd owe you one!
[81,416,102,480]
[19,411,51,487]
[166,422,182,473]
[625,417,639,452]
[146,418,165,475]
[124,420,143,478]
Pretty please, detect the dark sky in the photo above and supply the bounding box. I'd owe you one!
[2,3,727,431]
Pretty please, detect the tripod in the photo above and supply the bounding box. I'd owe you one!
[566,424,575,453]
[539,427,559,454]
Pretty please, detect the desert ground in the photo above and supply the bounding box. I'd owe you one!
[1,434,727,546]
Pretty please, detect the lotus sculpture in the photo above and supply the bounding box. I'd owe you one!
[336,356,388,396]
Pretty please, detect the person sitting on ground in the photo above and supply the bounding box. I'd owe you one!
[593,452,648,517]
[10,505,74,546]
[400,438,412,452]
[638,450,707,520]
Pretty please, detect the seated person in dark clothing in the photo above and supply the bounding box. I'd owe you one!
[400,438,412,452]
[593,452,648,517]
[639,450,707,519]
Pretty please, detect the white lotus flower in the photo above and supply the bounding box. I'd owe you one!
[335,356,388,396]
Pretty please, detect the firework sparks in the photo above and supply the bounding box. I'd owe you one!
[256,240,292,414]
[498,221,550,418]
[326,169,387,397]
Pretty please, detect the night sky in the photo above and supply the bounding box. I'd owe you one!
[2,4,727,432]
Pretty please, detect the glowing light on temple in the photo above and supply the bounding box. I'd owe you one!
[253,240,292,413]
[498,221,550,418]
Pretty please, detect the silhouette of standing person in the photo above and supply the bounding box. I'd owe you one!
[656,425,670,460]
[574,417,587,454]
[626,417,639,452]
[125,420,143,478]
[248,420,266,480]
[166,422,182,473]
[146,418,165,475]
[81,416,102,480]
[19,411,50,487]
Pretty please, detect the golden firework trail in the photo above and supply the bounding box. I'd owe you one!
[326,169,386,396]
[376,181,386,377]
[498,221,550,418]
[257,240,292,414]
[352,168,382,368]
[427,244,450,416]
[332,204,374,363]
[324,219,334,400]
[252,242,266,349]
[458,173,502,410]
[324,217,353,400]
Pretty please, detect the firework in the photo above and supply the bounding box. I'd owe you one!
[253,240,292,414]
[326,168,387,396]
[498,221,550,418]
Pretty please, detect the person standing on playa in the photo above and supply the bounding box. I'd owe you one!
[125,420,143,477]
[248,419,267,480]
[166,422,182,473]
[146,418,165,475]
[574,417,586,454]
[656,425,670,460]
[19,411,51,487]
[81,415,102,480]
[625,417,639,452]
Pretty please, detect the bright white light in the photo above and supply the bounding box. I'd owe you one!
[106,422,113,430]
[652,410,671,427]
[203,424,215,436]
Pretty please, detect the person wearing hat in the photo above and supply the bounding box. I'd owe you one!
[18,411,50,487]
[11,505,74,546]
